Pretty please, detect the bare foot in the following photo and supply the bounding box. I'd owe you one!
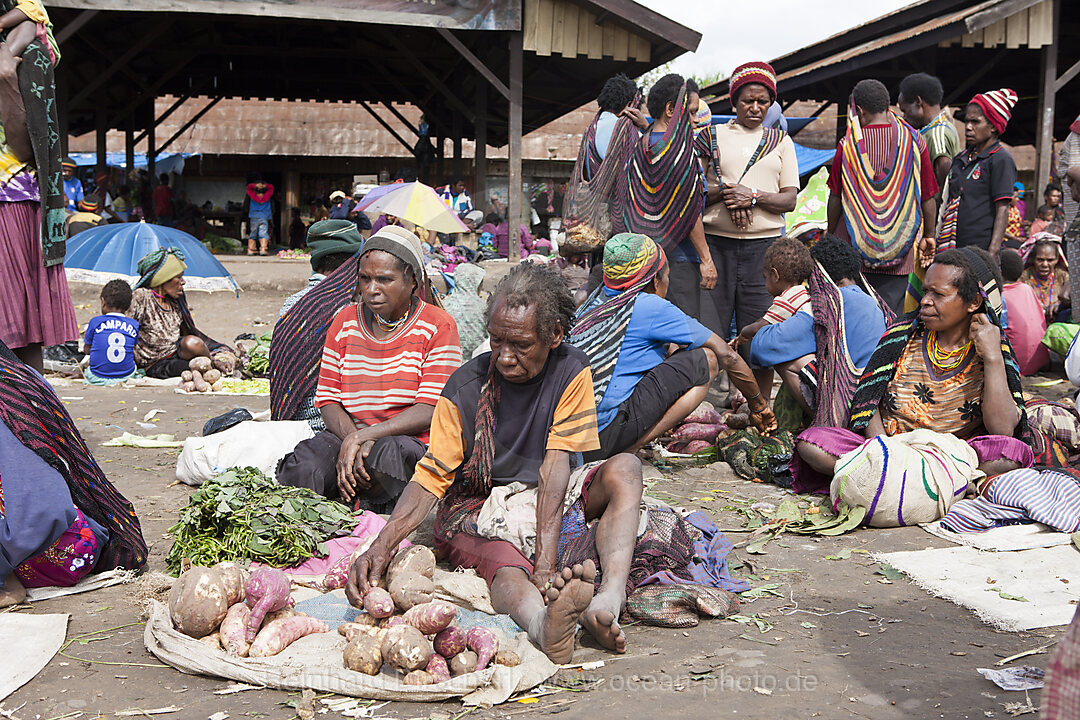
[0,573,26,608]
[581,589,627,653]
[530,560,596,664]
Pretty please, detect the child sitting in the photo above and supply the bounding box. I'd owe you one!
[83,279,140,383]
[732,237,813,349]
[1000,248,1048,375]
[1030,204,1056,237]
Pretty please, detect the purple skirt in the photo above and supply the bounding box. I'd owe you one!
[792,427,1036,494]
[0,201,77,349]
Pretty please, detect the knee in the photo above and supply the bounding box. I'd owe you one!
[180,335,206,356]
[600,453,644,496]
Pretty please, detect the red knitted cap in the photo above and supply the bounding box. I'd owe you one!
[969,88,1018,134]
[730,61,777,103]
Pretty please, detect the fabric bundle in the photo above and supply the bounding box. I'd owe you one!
[614,82,702,251]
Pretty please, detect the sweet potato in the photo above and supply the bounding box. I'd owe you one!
[450,650,478,676]
[198,632,223,650]
[211,380,224,392]
[685,401,723,425]
[495,650,521,667]
[684,440,714,454]
[402,600,456,634]
[363,587,395,618]
[670,422,726,442]
[264,606,297,625]
[202,368,222,385]
[180,381,196,393]
[403,670,434,685]
[168,566,230,638]
[180,370,193,382]
[220,602,252,656]
[211,562,247,605]
[426,652,451,683]
[465,627,499,670]
[724,412,750,429]
[386,545,436,582]
[189,356,212,373]
[339,622,384,643]
[191,369,209,393]
[388,571,435,611]
[343,634,383,675]
[244,567,292,642]
[248,616,329,657]
[432,625,467,658]
[380,615,406,629]
[381,625,432,673]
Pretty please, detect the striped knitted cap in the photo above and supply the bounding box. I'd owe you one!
[603,232,666,290]
[969,88,1018,134]
[730,61,777,103]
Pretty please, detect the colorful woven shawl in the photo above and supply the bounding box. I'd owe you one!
[839,103,923,269]
[615,84,702,250]
[569,233,667,407]
[0,340,147,571]
[1,3,65,267]
[809,265,894,429]
[563,107,638,239]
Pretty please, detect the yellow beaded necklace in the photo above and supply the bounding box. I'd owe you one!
[927,330,972,372]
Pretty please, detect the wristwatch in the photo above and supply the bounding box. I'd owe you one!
[750,188,759,208]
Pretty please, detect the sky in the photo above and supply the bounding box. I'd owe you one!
[635,0,914,83]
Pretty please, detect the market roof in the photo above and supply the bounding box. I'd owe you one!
[45,0,700,147]
[700,0,1078,145]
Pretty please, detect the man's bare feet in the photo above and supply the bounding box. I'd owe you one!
[529,560,596,664]
[0,573,26,608]
[581,589,627,653]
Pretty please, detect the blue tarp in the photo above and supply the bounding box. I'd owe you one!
[793,143,835,177]
[69,151,194,176]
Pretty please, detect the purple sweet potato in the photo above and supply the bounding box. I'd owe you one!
[248,615,329,657]
[219,602,253,657]
[433,625,467,658]
[685,401,723,425]
[243,567,292,642]
[465,627,499,670]
[426,652,451,683]
[684,440,714,454]
[403,600,456,634]
[670,422,726,442]
[363,587,395,618]
[665,440,689,454]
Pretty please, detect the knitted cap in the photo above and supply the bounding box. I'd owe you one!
[969,88,1018,134]
[730,61,777,103]
[603,232,666,291]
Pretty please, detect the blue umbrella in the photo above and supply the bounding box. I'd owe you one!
[64,221,239,293]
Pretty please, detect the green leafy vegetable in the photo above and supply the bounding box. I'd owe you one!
[165,466,359,575]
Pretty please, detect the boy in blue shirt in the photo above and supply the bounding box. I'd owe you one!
[83,280,140,383]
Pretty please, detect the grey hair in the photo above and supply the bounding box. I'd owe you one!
[487,262,575,341]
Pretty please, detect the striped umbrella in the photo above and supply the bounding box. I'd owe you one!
[355,181,469,234]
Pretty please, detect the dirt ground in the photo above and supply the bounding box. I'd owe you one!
[4,256,1073,720]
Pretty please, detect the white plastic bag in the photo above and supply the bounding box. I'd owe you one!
[176,420,314,486]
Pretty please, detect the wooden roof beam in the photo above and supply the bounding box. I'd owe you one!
[387,35,475,124]
[358,100,417,157]
[55,9,98,45]
[69,19,170,108]
[436,28,510,101]
[155,96,222,156]
[104,52,199,130]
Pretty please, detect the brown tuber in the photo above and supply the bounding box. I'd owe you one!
[495,650,521,667]
[388,571,435,611]
[168,566,230,638]
[450,650,478,676]
[343,634,383,675]
[381,625,431,673]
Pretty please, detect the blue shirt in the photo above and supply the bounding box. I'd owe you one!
[63,177,84,211]
[592,289,713,430]
[84,313,139,378]
[595,111,618,160]
[249,197,273,219]
[749,285,886,369]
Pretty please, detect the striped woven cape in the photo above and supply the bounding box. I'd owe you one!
[0,340,147,572]
[839,104,923,269]
[563,108,638,237]
[614,84,702,250]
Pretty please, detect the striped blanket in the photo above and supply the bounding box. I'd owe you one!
[940,467,1080,534]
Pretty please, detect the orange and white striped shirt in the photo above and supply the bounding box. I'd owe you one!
[314,301,461,443]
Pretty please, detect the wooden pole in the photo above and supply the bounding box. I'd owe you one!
[147,102,156,203]
[125,116,135,180]
[284,169,299,245]
[95,106,107,179]
[508,30,523,263]
[453,109,463,177]
[1034,0,1059,203]
[475,81,487,213]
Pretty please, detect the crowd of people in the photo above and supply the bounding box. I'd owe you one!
[3,3,1080,694]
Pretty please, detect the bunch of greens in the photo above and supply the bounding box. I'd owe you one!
[166,466,358,575]
[246,331,272,374]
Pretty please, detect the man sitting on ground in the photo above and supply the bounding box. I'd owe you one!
[569,233,776,460]
[347,262,643,664]
[276,226,462,513]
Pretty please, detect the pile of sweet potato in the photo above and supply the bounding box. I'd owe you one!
[168,564,328,657]
[665,401,740,454]
[177,356,224,393]
[340,546,520,684]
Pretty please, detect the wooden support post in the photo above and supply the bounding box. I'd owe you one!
[135,93,197,146]
[95,106,107,178]
[453,109,463,177]
[436,28,511,100]
[125,117,135,178]
[1034,0,1059,201]
[147,103,156,195]
[284,170,299,245]
[475,81,487,212]
[508,30,524,263]
[436,132,445,181]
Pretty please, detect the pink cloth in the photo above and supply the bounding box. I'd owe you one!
[1002,282,1048,374]
[0,200,78,349]
[15,509,101,588]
